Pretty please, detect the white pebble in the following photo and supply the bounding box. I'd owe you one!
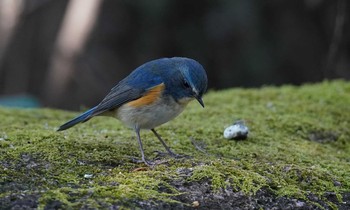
[224,121,249,140]
[84,174,93,179]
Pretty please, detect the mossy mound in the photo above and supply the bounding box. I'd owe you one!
[1,80,350,209]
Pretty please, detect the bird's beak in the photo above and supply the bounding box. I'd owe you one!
[195,96,205,108]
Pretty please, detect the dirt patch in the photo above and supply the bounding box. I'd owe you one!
[0,193,39,210]
[308,131,339,143]
[1,174,350,209]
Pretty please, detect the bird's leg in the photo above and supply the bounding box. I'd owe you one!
[134,126,154,166]
[151,128,180,158]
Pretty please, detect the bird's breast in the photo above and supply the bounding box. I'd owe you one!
[115,94,191,129]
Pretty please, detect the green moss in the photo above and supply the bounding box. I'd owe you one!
[1,80,350,208]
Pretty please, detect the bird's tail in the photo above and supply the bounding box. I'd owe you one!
[57,107,97,131]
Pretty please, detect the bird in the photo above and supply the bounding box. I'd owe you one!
[57,57,208,166]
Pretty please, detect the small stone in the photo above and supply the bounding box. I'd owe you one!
[333,180,342,187]
[223,120,249,140]
[192,201,200,207]
[84,174,93,179]
[295,201,305,207]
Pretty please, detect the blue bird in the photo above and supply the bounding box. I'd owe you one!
[58,57,208,166]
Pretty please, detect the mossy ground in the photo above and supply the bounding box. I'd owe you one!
[1,80,350,209]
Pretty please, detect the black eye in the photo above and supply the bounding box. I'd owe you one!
[183,80,190,88]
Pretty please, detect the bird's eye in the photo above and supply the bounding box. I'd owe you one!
[183,80,190,88]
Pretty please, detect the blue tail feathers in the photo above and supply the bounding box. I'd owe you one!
[57,107,97,131]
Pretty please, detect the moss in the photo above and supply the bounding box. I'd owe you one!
[1,80,350,208]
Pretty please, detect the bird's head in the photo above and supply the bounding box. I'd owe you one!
[169,57,208,107]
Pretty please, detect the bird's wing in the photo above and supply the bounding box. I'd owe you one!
[91,75,164,116]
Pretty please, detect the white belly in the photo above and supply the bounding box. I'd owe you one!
[116,96,192,129]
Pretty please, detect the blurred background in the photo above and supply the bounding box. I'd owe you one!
[0,0,349,110]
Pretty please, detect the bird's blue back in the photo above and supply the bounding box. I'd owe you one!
[122,57,207,100]
[94,57,207,115]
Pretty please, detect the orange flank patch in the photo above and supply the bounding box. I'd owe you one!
[127,83,165,107]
